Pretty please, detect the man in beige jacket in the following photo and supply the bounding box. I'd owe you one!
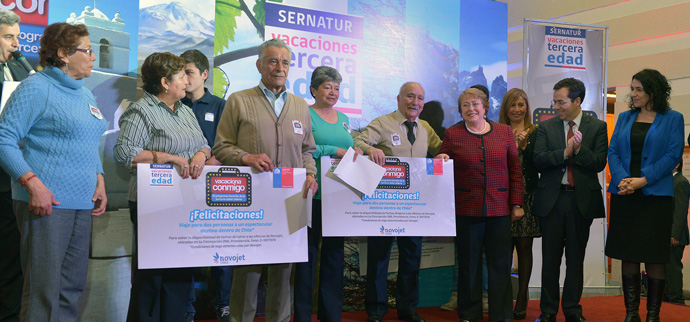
[354,82,441,322]
[213,38,318,322]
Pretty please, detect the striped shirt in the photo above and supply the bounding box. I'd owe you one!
[114,91,210,201]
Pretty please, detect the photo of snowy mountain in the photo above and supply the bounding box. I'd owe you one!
[138,1,215,71]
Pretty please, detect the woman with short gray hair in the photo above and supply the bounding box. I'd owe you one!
[293,66,362,322]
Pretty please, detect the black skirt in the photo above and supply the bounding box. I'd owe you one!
[605,191,672,263]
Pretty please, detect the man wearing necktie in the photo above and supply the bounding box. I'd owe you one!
[0,9,29,322]
[354,82,442,322]
[532,78,608,322]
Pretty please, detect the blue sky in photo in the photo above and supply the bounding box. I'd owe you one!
[49,0,140,75]
[459,0,507,72]
[407,0,460,49]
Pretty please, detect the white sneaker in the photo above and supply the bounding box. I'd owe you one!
[440,291,457,311]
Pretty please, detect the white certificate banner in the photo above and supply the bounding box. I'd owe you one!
[136,164,308,269]
[321,157,456,237]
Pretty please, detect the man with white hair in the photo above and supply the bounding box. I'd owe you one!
[213,38,318,322]
[354,82,442,322]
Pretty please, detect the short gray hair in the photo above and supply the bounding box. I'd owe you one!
[258,38,292,65]
[399,82,422,96]
[310,66,342,97]
[0,10,20,26]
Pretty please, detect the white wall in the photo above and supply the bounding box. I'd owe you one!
[500,0,690,294]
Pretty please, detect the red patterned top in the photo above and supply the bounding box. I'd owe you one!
[440,121,524,217]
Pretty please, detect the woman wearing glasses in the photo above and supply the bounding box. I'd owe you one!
[437,88,524,322]
[0,23,107,321]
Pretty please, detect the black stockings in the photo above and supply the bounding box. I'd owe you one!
[622,261,665,279]
[513,237,534,310]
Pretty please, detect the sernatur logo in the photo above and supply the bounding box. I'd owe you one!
[2,0,49,26]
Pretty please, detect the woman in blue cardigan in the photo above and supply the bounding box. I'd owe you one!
[606,69,684,322]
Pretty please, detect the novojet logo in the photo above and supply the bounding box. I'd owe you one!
[379,225,405,235]
[213,252,246,264]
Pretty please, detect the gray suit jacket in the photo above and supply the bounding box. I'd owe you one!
[672,172,690,245]
[532,113,608,218]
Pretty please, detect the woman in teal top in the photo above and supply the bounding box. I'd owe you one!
[294,66,362,322]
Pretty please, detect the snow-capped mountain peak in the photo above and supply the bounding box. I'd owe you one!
[139,1,213,38]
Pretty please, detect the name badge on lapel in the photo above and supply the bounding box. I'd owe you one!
[90,105,103,120]
[292,120,304,135]
[391,133,402,146]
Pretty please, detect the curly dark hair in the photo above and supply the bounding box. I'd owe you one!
[39,23,89,68]
[628,69,672,113]
[141,52,186,95]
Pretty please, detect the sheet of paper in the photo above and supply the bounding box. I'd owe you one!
[333,147,386,196]
[0,81,20,116]
[285,188,312,232]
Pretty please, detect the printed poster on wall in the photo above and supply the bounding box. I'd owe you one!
[321,156,456,237]
[136,164,309,269]
[264,2,364,117]
[525,24,605,122]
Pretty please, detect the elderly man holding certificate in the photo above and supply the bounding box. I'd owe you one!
[353,82,442,322]
[212,38,317,322]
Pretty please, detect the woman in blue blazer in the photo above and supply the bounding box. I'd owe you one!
[606,69,684,322]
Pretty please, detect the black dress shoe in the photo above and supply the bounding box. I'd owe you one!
[535,313,556,322]
[514,309,527,320]
[399,314,425,322]
[367,316,383,322]
[565,315,588,322]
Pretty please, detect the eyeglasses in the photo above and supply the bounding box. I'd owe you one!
[551,99,571,107]
[75,48,94,56]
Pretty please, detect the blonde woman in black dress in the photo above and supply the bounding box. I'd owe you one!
[499,88,541,320]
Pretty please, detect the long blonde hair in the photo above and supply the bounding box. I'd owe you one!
[499,88,535,132]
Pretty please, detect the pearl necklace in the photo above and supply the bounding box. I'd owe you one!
[465,121,488,134]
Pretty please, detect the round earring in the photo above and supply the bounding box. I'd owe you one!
[165,88,168,93]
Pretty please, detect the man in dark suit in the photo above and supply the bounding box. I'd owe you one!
[665,162,689,304]
[532,78,608,322]
[0,9,30,322]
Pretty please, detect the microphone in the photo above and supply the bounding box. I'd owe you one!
[11,51,36,76]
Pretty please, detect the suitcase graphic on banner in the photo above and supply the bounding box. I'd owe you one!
[378,157,410,190]
[206,167,252,207]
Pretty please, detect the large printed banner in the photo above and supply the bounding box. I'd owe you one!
[321,157,456,237]
[524,22,607,290]
[525,24,605,121]
[136,164,309,269]
[265,2,364,116]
